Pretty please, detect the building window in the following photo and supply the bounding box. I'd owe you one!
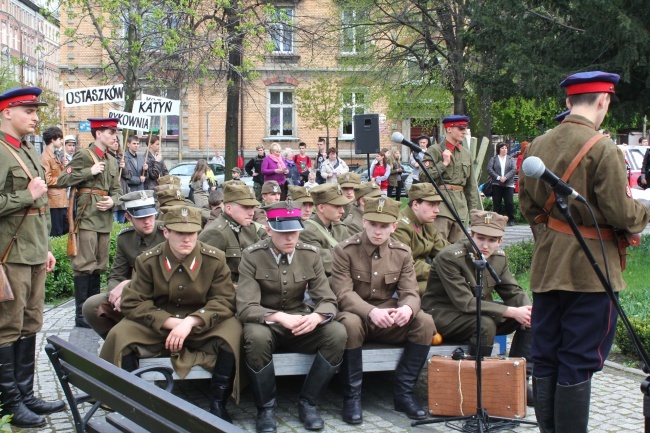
[341,10,365,55]
[268,90,294,136]
[270,8,293,54]
[341,92,365,137]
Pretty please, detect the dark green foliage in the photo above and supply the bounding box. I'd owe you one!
[503,240,535,277]
[482,196,526,224]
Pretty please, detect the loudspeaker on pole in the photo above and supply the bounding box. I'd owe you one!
[354,114,380,154]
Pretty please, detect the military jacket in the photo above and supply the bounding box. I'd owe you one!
[519,114,650,293]
[236,239,337,323]
[197,213,266,282]
[421,141,479,221]
[331,231,420,319]
[106,224,166,291]
[392,206,449,282]
[41,147,68,209]
[421,240,530,330]
[0,132,50,265]
[57,143,122,233]
[299,214,350,276]
[341,202,353,221]
[342,204,363,235]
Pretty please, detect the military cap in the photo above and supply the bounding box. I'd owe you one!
[0,87,47,111]
[353,181,382,201]
[310,183,351,206]
[154,184,181,194]
[231,167,242,174]
[119,190,157,218]
[64,134,77,143]
[263,201,304,232]
[559,71,619,96]
[222,179,246,187]
[163,205,202,233]
[555,110,570,123]
[262,180,281,195]
[157,175,181,186]
[156,188,186,208]
[470,210,507,237]
[223,183,260,206]
[408,183,442,202]
[442,115,470,129]
[416,135,431,146]
[338,172,362,188]
[288,185,313,204]
[88,117,119,130]
[363,197,400,223]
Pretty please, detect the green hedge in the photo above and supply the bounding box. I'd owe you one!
[45,223,128,303]
[503,239,535,276]
[482,196,526,224]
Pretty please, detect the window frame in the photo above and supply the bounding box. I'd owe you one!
[339,92,366,139]
[267,87,297,139]
[341,9,365,55]
[270,7,294,54]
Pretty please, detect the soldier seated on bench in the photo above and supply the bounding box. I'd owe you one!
[421,210,533,405]
[99,205,242,422]
[331,197,435,424]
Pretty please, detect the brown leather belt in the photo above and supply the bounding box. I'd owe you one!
[10,206,46,216]
[546,216,614,240]
[439,185,464,191]
[77,188,108,196]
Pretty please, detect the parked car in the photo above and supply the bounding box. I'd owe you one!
[354,162,414,196]
[168,162,253,198]
[618,145,650,200]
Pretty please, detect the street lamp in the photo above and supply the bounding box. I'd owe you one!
[2,11,24,84]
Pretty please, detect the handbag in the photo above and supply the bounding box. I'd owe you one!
[483,179,494,197]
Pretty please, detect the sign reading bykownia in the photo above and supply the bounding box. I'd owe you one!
[132,93,180,116]
[64,85,124,107]
[108,110,151,132]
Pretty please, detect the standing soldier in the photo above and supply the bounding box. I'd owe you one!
[343,181,382,235]
[58,118,123,328]
[0,87,64,427]
[420,115,479,243]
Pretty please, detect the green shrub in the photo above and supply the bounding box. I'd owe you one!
[503,239,535,276]
[615,317,650,360]
[482,196,526,224]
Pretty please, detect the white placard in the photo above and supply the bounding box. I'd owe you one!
[141,93,175,103]
[64,85,124,107]
[132,98,180,116]
[108,110,151,132]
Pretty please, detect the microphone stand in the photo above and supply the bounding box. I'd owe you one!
[406,147,537,432]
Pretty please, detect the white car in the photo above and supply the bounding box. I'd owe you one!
[168,162,253,198]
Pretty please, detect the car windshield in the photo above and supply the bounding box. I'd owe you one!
[170,164,194,176]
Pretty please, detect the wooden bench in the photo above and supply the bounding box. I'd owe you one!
[45,336,246,433]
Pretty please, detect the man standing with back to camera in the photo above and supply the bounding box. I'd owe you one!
[520,71,650,433]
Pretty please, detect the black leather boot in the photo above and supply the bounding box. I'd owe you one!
[339,347,363,424]
[508,328,534,406]
[121,352,139,372]
[209,349,235,423]
[246,361,277,433]
[393,342,429,420]
[298,352,340,430]
[0,344,45,427]
[73,275,91,328]
[89,273,102,298]
[533,376,556,433]
[14,336,65,414]
[555,379,590,433]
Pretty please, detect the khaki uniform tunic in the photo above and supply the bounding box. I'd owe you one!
[299,214,350,276]
[342,204,363,235]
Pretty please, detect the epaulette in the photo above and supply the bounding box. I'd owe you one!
[118,226,135,236]
[157,223,165,231]
[296,242,317,252]
[451,246,469,258]
[492,248,506,257]
[400,216,410,224]
[388,240,410,252]
[199,243,224,259]
[340,235,362,248]
[246,239,269,252]
[141,245,164,261]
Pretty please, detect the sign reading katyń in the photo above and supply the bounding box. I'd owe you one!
[64,85,124,107]
[132,93,180,116]
[108,110,151,132]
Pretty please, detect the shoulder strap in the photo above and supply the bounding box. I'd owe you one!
[86,148,100,164]
[0,141,34,180]
[304,219,339,248]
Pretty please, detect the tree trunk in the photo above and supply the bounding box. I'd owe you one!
[224,7,242,179]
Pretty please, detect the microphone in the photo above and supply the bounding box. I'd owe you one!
[391,132,425,154]
[522,156,586,203]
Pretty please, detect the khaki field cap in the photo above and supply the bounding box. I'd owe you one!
[262,180,281,194]
[354,181,382,201]
[338,172,362,188]
[470,210,507,237]
[221,179,246,187]
[408,183,442,202]
[156,188,186,208]
[288,185,313,204]
[223,183,260,206]
[310,183,351,206]
[163,205,202,233]
[363,197,400,223]
[119,190,157,218]
[157,175,181,186]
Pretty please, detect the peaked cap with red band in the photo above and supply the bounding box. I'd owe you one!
[0,87,47,111]
[560,71,620,96]
[88,117,119,130]
[442,115,470,128]
[262,201,304,232]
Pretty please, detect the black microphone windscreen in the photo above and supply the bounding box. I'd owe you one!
[521,156,546,179]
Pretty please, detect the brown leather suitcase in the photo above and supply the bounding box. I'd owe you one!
[427,355,527,418]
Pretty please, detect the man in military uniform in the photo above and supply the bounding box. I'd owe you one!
[422,210,533,402]
[420,115,479,243]
[198,183,266,282]
[100,206,241,422]
[237,201,347,432]
[331,197,435,424]
[519,71,650,433]
[253,180,282,226]
[58,118,123,328]
[288,185,314,221]
[392,183,448,294]
[338,172,361,221]
[82,190,165,339]
[343,181,382,235]
[0,87,65,428]
[299,183,351,277]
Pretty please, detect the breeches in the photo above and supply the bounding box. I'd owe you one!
[0,263,45,346]
[337,310,434,349]
[72,230,110,275]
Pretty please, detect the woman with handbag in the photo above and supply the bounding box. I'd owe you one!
[487,142,517,225]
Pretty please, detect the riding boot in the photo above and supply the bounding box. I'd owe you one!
[508,328,534,406]
[89,273,102,298]
[339,347,363,424]
[73,275,91,328]
[0,344,45,427]
[209,349,235,423]
[555,380,591,433]
[393,341,429,420]
[246,361,277,433]
[14,336,65,414]
[533,376,556,433]
[298,352,340,430]
[121,352,139,373]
